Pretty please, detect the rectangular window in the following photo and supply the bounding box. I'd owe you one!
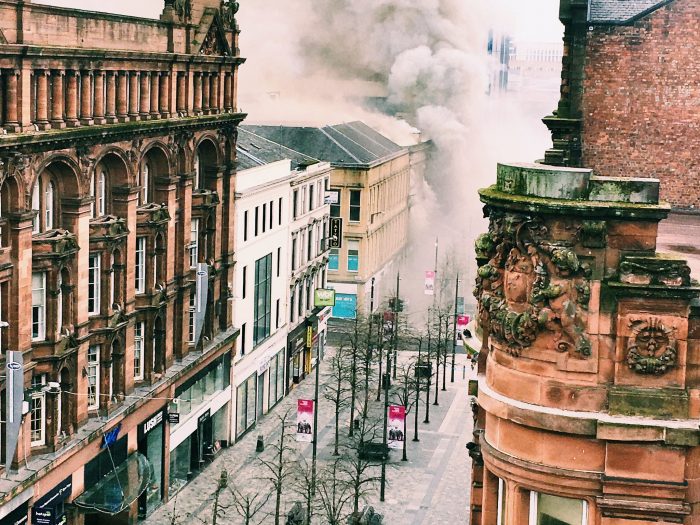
[32,272,46,341]
[275,298,280,329]
[291,238,297,272]
[190,218,199,268]
[241,323,246,355]
[243,210,249,242]
[349,190,361,222]
[242,265,247,299]
[188,291,196,344]
[253,254,272,346]
[135,237,146,293]
[262,203,267,233]
[347,240,359,272]
[309,184,314,212]
[269,200,274,229]
[278,197,283,225]
[87,345,100,410]
[134,321,145,381]
[255,207,259,236]
[277,247,281,277]
[307,227,313,260]
[330,190,340,218]
[529,492,588,525]
[293,190,299,219]
[329,248,339,271]
[30,374,46,447]
[289,289,295,323]
[88,254,101,315]
[301,186,306,215]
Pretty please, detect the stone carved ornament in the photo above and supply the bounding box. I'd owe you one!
[474,211,591,358]
[626,317,677,375]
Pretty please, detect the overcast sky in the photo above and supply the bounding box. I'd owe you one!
[35,0,563,43]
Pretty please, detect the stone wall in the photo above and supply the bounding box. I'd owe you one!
[580,0,700,208]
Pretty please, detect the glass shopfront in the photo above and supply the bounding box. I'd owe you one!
[236,374,257,438]
[268,349,285,409]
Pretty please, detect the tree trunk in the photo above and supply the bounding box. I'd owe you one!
[334,403,340,455]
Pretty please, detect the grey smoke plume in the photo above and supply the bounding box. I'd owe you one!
[238,0,559,314]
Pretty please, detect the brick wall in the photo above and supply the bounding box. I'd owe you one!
[581,0,700,209]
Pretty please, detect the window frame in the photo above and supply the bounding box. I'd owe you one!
[253,253,272,346]
[30,374,47,447]
[88,254,101,315]
[349,189,361,222]
[190,218,200,269]
[32,272,46,341]
[134,321,145,381]
[135,236,146,293]
[87,344,100,411]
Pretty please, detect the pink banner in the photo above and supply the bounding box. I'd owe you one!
[424,270,435,296]
[296,399,314,442]
[456,314,471,346]
[388,405,406,449]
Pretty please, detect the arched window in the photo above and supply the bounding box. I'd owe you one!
[139,163,150,205]
[32,176,57,233]
[45,181,54,230]
[90,170,108,218]
[193,153,200,189]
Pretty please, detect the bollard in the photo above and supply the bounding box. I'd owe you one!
[256,435,264,452]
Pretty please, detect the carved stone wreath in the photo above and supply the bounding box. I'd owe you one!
[626,317,677,375]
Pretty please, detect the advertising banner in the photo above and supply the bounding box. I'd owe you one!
[456,315,470,346]
[5,350,23,472]
[387,405,406,449]
[382,311,395,342]
[424,271,435,296]
[296,399,314,442]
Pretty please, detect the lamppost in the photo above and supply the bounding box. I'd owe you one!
[413,338,421,442]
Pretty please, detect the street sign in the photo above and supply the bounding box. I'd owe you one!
[329,218,342,248]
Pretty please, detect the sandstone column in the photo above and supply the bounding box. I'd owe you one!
[93,71,105,125]
[223,72,232,112]
[4,69,20,132]
[193,72,202,115]
[116,71,128,122]
[139,71,150,120]
[35,69,50,130]
[65,70,79,127]
[150,72,160,119]
[176,71,186,116]
[210,73,219,114]
[51,70,65,129]
[105,71,117,124]
[201,72,210,115]
[79,71,93,125]
[159,72,170,118]
[128,71,139,120]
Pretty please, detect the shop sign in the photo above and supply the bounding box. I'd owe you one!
[167,412,180,425]
[198,409,211,426]
[329,218,342,248]
[305,326,313,349]
[313,288,336,307]
[257,350,273,375]
[32,476,71,525]
[324,190,339,205]
[139,410,164,440]
[1,503,28,525]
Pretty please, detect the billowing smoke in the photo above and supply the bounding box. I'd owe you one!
[238,0,560,315]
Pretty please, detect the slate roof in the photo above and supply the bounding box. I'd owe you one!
[241,121,405,167]
[236,128,320,171]
[588,0,673,23]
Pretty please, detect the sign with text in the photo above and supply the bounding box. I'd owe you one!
[296,399,314,442]
[324,190,339,205]
[314,288,336,307]
[329,218,343,248]
[387,405,406,449]
[424,271,435,296]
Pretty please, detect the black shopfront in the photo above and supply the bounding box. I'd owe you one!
[286,323,307,392]
[137,410,165,519]
[31,476,71,525]
[0,503,28,525]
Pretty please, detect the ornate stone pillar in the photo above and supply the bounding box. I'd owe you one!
[210,73,219,114]
[128,71,139,120]
[50,70,65,129]
[150,72,160,119]
[3,69,20,132]
[79,71,93,126]
[176,71,186,116]
[65,70,79,127]
[35,69,51,130]
[193,72,202,115]
[201,72,210,114]
[159,71,170,118]
[139,71,150,120]
[93,71,105,125]
[223,72,232,112]
[116,71,128,122]
[105,71,117,124]
[6,210,35,351]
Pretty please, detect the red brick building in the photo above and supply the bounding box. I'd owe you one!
[543,0,700,208]
[0,1,243,524]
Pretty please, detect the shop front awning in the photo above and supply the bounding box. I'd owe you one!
[73,453,152,515]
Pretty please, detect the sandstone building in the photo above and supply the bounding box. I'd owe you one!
[0,1,244,524]
[544,0,700,208]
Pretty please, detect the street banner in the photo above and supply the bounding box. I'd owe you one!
[5,350,23,471]
[456,296,465,315]
[424,270,435,296]
[387,405,406,449]
[296,399,314,442]
[194,263,209,346]
[382,311,395,342]
[456,314,470,346]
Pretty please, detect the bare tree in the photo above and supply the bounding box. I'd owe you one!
[391,358,420,461]
[229,484,271,525]
[323,342,353,455]
[257,410,297,525]
[316,457,353,525]
[290,456,315,525]
[340,415,383,517]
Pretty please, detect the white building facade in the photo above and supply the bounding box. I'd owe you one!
[232,160,292,439]
[286,162,332,393]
